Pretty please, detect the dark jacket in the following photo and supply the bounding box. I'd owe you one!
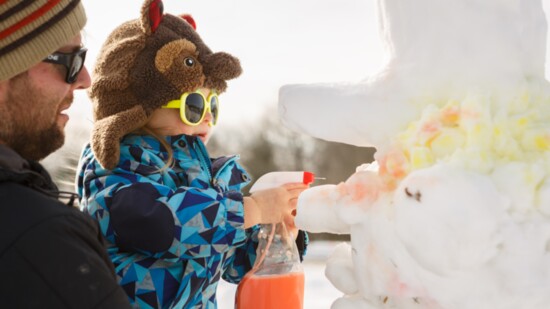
[0,145,131,308]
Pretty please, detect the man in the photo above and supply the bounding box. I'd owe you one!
[0,1,130,307]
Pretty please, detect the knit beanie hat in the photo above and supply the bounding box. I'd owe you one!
[90,0,242,169]
[0,0,87,81]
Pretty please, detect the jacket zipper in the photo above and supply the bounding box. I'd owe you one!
[193,140,213,184]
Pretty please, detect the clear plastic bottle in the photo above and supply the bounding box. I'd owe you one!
[235,171,314,309]
[235,222,304,309]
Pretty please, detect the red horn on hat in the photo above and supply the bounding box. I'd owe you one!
[149,0,164,32]
[181,14,196,30]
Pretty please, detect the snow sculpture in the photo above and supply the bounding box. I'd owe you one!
[279,1,550,308]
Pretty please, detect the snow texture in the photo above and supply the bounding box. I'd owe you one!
[279,0,550,308]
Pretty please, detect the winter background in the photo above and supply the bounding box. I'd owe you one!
[52,0,550,308]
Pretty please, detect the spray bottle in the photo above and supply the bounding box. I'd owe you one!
[235,171,317,309]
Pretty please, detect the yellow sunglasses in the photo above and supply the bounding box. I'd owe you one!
[162,90,219,126]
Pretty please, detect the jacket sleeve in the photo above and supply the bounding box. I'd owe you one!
[80,149,248,262]
[222,226,259,283]
[296,230,309,262]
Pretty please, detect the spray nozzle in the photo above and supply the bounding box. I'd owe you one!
[249,171,323,193]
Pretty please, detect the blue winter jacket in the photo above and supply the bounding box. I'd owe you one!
[76,134,258,308]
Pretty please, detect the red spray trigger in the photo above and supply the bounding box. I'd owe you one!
[303,171,315,185]
[249,171,321,193]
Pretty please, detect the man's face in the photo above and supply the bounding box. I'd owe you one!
[0,35,91,161]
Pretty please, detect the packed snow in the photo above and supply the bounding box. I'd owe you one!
[279,0,550,308]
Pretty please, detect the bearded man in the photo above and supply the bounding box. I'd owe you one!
[0,1,130,307]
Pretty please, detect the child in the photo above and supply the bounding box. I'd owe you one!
[76,1,307,308]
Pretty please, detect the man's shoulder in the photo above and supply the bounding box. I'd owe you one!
[0,183,132,309]
[0,181,86,217]
[0,182,96,249]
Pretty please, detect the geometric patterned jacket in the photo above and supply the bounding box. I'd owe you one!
[76,134,259,309]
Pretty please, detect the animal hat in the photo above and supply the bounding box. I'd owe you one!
[89,0,242,169]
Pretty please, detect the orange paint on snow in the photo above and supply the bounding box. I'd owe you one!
[379,150,410,182]
[441,105,460,126]
[420,121,440,134]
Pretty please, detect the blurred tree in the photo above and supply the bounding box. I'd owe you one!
[313,140,376,184]
[210,106,319,188]
[210,105,377,241]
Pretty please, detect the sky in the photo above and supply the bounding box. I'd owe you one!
[73,0,550,132]
[75,0,383,131]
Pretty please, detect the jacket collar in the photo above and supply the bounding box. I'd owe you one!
[0,145,76,206]
[0,144,30,175]
[125,133,199,150]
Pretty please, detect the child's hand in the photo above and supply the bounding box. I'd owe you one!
[282,183,309,239]
[244,183,308,228]
[283,212,299,240]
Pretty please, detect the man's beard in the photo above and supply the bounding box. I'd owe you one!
[5,123,65,162]
[0,73,67,161]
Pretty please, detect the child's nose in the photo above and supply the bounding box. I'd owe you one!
[203,110,213,125]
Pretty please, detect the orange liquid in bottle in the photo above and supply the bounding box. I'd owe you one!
[235,272,305,309]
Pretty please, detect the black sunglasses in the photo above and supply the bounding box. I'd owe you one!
[43,47,87,84]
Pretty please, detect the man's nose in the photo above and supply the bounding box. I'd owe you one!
[74,65,91,90]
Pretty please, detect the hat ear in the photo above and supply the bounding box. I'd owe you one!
[181,14,196,30]
[140,0,164,34]
[202,52,242,93]
[91,105,149,170]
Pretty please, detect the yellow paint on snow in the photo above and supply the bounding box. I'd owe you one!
[383,88,550,190]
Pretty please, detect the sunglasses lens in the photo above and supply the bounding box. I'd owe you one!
[68,57,83,83]
[184,93,206,124]
[210,96,219,124]
[43,48,87,84]
[67,49,86,83]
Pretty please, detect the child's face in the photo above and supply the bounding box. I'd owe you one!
[146,88,215,143]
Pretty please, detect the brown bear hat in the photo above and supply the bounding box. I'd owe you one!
[89,0,242,169]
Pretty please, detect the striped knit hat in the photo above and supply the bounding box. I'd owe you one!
[0,0,87,81]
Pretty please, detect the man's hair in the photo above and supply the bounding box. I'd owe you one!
[0,0,87,81]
